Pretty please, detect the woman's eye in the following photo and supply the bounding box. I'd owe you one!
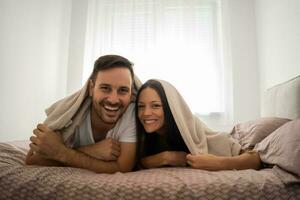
[138,105,145,109]
[152,104,162,108]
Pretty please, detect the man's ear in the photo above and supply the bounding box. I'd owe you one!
[88,79,94,97]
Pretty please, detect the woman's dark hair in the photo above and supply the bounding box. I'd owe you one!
[90,55,134,82]
[135,80,189,168]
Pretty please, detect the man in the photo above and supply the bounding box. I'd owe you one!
[26,55,138,173]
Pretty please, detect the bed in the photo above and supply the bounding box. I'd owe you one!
[1,76,300,200]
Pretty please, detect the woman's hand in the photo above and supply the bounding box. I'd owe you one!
[163,151,187,167]
[141,151,187,168]
[186,151,261,171]
[186,153,223,170]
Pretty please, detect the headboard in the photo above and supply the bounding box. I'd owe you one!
[261,75,300,120]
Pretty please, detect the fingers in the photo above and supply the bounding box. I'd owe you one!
[104,149,119,161]
[112,149,121,158]
[30,128,42,153]
[33,128,43,137]
[29,143,47,157]
[108,138,121,152]
[33,125,60,139]
[186,154,199,168]
[186,159,193,166]
[29,135,38,144]
[109,153,119,161]
[111,139,120,148]
[37,123,52,132]
[187,159,198,168]
[95,138,121,161]
[112,143,121,153]
[186,153,203,160]
[29,142,39,152]
[110,141,121,160]
[186,153,194,161]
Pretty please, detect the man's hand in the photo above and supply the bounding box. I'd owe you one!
[29,124,67,161]
[78,138,121,161]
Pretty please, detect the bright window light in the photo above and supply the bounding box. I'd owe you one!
[83,0,225,115]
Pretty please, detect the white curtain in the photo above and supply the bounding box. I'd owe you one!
[83,0,233,126]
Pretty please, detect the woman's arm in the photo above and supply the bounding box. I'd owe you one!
[141,151,187,169]
[186,151,262,171]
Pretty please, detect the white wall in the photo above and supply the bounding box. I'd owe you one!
[226,0,260,123]
[66,0,89,94]
[255,0,300,91]
[0,0,72,142]
[226,0,300,123]
[256,0,300,91]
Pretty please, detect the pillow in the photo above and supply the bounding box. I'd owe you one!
[230,117,291,150]
[254,119,300,181]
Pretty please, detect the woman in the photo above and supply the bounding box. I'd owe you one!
[135,79,189,168]
[135,79,261,170]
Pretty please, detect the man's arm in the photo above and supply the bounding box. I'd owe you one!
[58,142,136,173]
[76,139,121,161]
[27,124,136,173]
[26,137,120,165]
[25,149,63,166]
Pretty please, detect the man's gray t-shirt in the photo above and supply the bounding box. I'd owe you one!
[73,103,136,148]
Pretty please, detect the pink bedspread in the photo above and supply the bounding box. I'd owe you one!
[0,143,299,200]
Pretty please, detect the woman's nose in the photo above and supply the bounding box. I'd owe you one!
[143,106,152,115]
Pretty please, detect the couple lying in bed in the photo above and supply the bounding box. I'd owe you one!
[26,55,299,175]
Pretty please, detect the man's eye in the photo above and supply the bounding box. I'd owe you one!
[100,87,110,92]
[119,88,130,94]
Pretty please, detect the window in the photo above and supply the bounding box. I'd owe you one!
[83,0,228,118]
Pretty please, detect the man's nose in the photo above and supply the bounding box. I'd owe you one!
[107,91,119,104]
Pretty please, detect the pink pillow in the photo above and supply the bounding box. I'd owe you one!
[231,117,291,150]
[254,119,300,181]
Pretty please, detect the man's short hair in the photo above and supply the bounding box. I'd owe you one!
[90,55,134,82]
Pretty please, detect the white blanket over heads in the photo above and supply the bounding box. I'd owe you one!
[157,79,241,156]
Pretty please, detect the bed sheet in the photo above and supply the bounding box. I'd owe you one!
[1,142,299,200]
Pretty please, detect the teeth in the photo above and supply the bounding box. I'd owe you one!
[104,105,119,111]
[144,119,156,124]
